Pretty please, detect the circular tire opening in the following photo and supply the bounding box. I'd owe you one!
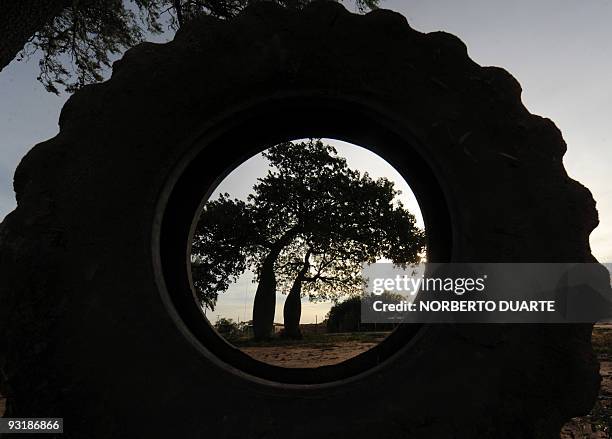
[158,96,453,385]
[190,138,427,369]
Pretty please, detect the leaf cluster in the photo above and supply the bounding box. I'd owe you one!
[22,0,380,93]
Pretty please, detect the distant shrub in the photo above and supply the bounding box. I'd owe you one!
[214,318,244,340]
[326,296,399,333]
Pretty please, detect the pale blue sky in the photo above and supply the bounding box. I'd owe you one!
[1,1,611,323]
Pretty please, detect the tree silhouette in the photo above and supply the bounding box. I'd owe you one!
[192,139,425,339]
[1,0,380,93]
[191,194,254,310]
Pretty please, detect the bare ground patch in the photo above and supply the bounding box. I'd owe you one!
[241,339,381,367]
[234,331,387,368]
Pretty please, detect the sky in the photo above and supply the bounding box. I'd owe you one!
[1,1,611,323]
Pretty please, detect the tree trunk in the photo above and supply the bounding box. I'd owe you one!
[0,0,70,71]
[252,253,277,340]
[282,277,303,339]
[251,226,300,340]
[282,249,311,339]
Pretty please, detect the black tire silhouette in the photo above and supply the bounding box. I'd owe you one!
[0,2,604,438]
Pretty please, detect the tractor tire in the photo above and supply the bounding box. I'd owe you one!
[0,2,604,438]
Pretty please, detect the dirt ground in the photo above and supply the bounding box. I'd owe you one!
[241,339,380,367]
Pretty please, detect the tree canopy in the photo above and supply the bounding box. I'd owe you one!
[1,0,380,93]
[191,194,254,310]
[191,139,425,339]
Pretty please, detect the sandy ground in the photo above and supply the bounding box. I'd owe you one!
[241,340,380,368]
